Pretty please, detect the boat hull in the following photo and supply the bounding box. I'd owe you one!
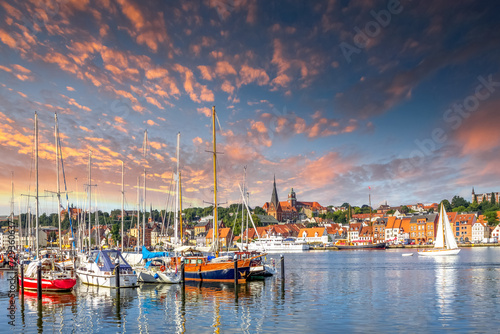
[418,248,461,256]
[19,276,76,292]
[76,271,138,288]
[335,243,386,250]
[184,265,250,283]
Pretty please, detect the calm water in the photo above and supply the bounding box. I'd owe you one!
[2,248,500,333]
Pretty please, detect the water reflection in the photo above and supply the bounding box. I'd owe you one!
[433,256,459,326]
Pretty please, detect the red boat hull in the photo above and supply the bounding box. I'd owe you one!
[19,276,77,292]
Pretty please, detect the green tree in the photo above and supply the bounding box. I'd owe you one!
[400,205,410,214]
[491,192,496,205]
[110,223,121,244]
[441,200,452,212]
[341,203,350,208]
[387,209,395,215]
[253,206,266,215]
[452,206,467,212]
[451,196,469,209]
[485,211,499,226]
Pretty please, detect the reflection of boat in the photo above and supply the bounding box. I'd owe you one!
[419,205,460,256]
[335,239,386,250]
[21,289,77,305]
[20,258,77,292]
[76,250,138,287]
[246,236,309,253]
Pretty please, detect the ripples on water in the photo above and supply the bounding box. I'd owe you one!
[2,248,500,333]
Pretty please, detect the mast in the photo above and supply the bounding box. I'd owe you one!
[179,171,183,245]
[175,132,180,244]
[55,113,62,251]
[121,161,124,250]
[95,189,99,249]
[212,106,218,256]
[143,168,146,248]
[35,112,39,258]
[88,151,92,251]
[136,176,140,253]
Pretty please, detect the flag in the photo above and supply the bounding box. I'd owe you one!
[368,186,371,190]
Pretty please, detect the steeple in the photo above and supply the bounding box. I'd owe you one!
[472,187,475,194]
[271,175,279,208]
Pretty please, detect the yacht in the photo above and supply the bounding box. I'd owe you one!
[76,249,138,288]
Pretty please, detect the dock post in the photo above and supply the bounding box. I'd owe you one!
[115,258,120,289]
[180,257,185,288]
[234,255,238,285]
[37,262,42,300]
[280,254,285,280]
[20,260,24,294]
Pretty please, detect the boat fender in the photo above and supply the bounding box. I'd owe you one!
[154,273,159,279]
[160,265,166,272]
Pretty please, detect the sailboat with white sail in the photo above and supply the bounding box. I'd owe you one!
[418,204,460,256]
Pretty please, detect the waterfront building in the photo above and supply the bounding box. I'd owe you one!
[298,227,328,243]
[452,213,477,242]
[408,213,438,244]
[206,227,233,249]
[472,216,490,242]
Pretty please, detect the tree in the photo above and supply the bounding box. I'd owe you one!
[341,203,350,209]
[110,223,121,244]
[491,192,497,205]
[485,211,499,226]
[253,206,266,215]
[387,209,395,215]
[400,205,410,214]
[452,206,467,213]
[451,196,469,209]
[441,200,452,212]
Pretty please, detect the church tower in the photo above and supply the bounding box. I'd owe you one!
[268,175,282,221]
[288,188,296,208]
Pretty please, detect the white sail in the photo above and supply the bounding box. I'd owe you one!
[442,209,458,249]
[434,205,445,248]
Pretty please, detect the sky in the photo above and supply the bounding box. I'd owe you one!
[1,0,500,216]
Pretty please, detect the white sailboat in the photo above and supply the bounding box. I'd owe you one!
[418,204,460,256]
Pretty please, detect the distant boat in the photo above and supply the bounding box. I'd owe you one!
[402,253,414,257]
[334,239,386,250]
[245,236,309,253]
[418,205,460,256]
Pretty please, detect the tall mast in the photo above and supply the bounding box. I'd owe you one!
[75,177,80,250]
[212,106,218,256]
[121,161,124,250]
[143,168,146,248]
[175,132,180,244]
[136,176,140,253]
[55,113,62,251]
[35,112,39,258]
[142,130,148,249]
[10,172,15,249]
[95,194,99,249]
[88,150,92,251]
[179,171,183,245]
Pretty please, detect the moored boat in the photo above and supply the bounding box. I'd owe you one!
[76,249,138,288]
[19,259,76,292]
[334,239,386,250]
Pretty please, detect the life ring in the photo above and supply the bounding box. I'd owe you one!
[160,265,166,272]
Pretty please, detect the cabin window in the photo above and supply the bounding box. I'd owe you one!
[190,259,197,264]
[197,259,202,264]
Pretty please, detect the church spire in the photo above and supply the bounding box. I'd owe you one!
[271,175,279,208]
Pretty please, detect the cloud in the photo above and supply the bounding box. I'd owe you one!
[238,65,269,87]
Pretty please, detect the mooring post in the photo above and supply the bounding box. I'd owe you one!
[180,257,185,288]
[234,254,238,285]
[20,260,24,294]
[37,261,42,300]
[115,258,120,289]
[280,254,285,280]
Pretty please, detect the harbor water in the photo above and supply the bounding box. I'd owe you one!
[2,247,500,333]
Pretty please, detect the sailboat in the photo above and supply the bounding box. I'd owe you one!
[418,204,460,256]
[170,106,255,283]
[19,112,77,292]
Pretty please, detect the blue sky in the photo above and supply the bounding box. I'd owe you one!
[0,0,499,215]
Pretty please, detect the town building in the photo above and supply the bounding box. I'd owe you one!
[472,188,500,204]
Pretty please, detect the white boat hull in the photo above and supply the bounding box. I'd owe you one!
[246,240,309,253]
[136,269,181,284]
[76,270,138,288]
[418,248,461,256]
